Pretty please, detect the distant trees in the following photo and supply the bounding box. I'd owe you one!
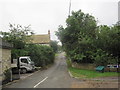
[50,40,58,53]
[56,10,120,66]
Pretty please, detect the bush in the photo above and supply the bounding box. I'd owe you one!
[50,40,58,53]
[11,49,29,60]
[66,59,72,67]
[25,44,55,67]
[91,49,112,66]
[11,44,55,67]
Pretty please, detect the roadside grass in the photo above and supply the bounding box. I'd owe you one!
[68,67,119,79]
[66,59,72,67]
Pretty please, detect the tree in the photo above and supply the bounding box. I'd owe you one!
[57,45,63,52]
[56,10,97,63]
[0,24,34,59]
[50,40,58,53]
[93,25,120,65]
[95,25,120,58]
[56,10,120,66]
[0,24,34,49]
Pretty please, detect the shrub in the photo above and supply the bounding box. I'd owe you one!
[50,40,58,53]
[66,59,72,67]
[11,44,55,67]
[25,44,55,67]
[11,49,29,60]
[91,49,110,66]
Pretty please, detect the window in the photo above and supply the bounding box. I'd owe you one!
[21,58,28,64]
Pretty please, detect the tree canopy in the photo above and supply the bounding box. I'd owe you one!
[56,10,120,66]
[0,24,34,49]
[50,40,58,53]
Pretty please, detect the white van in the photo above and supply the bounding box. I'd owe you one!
[12,56,35,74]
[19,56,35,73]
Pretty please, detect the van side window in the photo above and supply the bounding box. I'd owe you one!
[21,59,28,64]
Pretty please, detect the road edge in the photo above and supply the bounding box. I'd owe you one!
[2,70,41,87]
[68,69,119,82]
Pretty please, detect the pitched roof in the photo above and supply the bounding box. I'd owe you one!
[30,34,50,44]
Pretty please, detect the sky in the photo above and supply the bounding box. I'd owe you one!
[0,0,119,43]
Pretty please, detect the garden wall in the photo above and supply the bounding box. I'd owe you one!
[72,62,119,72]
[72,63,96,70]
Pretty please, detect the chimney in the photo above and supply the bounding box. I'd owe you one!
[48,30,50,35]
[48,30,50,40]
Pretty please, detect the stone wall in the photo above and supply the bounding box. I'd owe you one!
[0,48,11,81]
[72,62,119,72]
[0,48,2,86]
[2,48,11,72]
[72,63,96,70]
[0,49,2,75]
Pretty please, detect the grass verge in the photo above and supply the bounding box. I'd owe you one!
[68,67,119,79]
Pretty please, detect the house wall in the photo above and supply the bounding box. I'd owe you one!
[0,48,11,81]
[0,48,2,84]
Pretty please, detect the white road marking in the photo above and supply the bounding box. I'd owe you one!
[33,77,48,88]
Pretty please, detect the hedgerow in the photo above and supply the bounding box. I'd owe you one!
[11,44,55,67]
[25,44,55,67]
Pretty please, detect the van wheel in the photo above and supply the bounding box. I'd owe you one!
[21,68,27,74]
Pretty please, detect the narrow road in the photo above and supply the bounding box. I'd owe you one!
[3,53,81,88]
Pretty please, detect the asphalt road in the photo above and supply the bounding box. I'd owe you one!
[3,53,81,88]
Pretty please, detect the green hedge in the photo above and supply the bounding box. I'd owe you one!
[11,44,55,67]
[25,44,55,67]
[11,49,29,60]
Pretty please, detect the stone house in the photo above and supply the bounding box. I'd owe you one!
[0,37,13,82]
[30,30,51,46]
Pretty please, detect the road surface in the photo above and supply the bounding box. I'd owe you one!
[3,53,81,88]
[2,53,119,88]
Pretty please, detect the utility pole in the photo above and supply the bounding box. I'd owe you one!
[68,0,71,17]
[118,1,120,22]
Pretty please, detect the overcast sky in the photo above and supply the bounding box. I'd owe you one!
[0,0,119,42]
